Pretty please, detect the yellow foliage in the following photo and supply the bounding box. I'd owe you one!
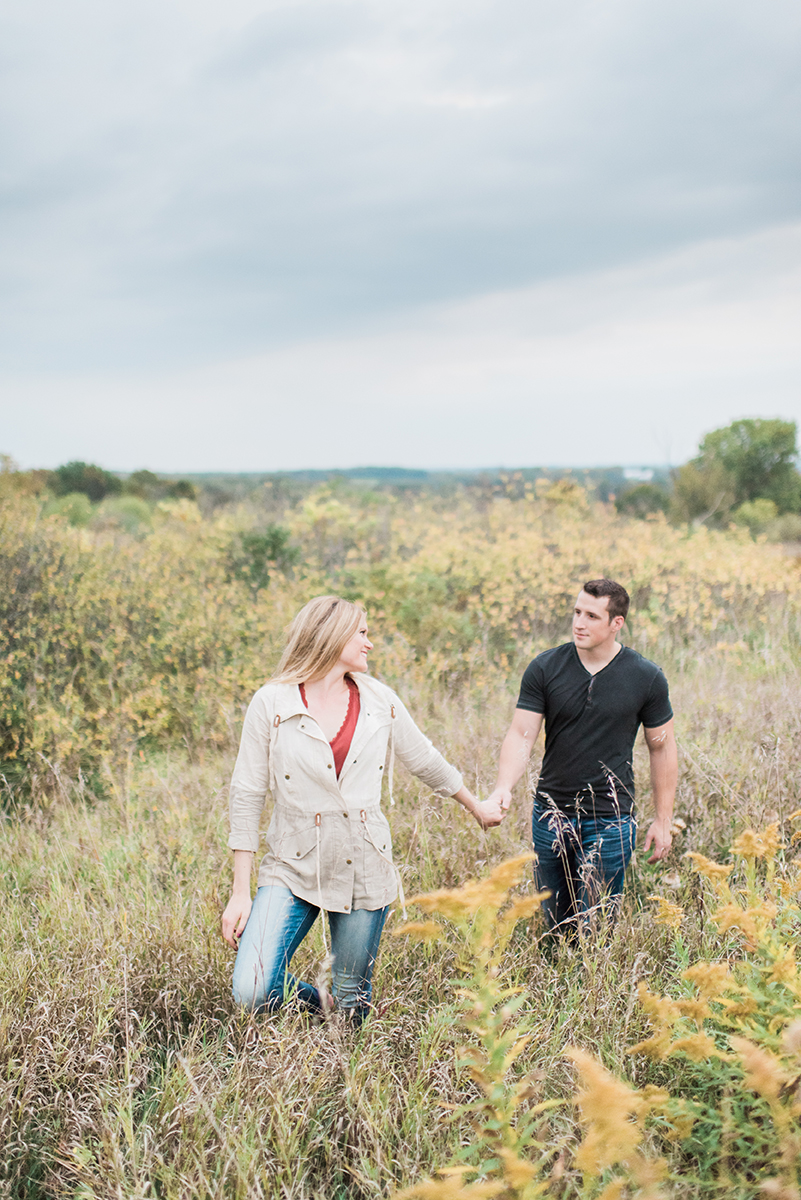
[566,1047,645,1175]
[648,895,684,929]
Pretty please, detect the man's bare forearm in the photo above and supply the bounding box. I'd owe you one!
[648,739,677,823]
[494,728,533,792]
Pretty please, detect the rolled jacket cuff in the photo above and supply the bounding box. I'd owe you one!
[227,832,261,852]
[431,767,463,797]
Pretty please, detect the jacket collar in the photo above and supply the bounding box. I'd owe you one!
[269,674,392,723]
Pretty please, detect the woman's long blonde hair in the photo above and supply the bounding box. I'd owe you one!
[270,596,366,685]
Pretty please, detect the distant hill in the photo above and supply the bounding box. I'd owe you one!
[183,465,670,502]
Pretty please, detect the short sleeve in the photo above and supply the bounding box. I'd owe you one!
[516,656,546,713]
[640,669,673,728]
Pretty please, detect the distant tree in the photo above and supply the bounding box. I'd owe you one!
[670,459,737,525]
[672,418,801,524]
[52,461,122,502]
[227,526,300,594]
[698,419,800,511]
[615,482,670,519]
[168,479,197,501]
[123,471,196,502]
[123,469,162,499]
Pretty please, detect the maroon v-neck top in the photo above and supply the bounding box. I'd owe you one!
[299,677,361,778]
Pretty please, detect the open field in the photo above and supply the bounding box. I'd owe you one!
[2,483,801,1197]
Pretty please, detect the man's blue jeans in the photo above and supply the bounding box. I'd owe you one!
[531,802,636,933]
[232,885,388,1020]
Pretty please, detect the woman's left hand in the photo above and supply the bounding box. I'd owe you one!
[453,786,507,829]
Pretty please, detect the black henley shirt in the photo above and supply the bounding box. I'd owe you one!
[516,641,673,816]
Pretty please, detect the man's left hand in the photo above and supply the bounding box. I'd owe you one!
[643,818,673,864]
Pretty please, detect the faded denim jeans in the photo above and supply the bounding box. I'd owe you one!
[232,885,388,1021]
[531,801,636,934]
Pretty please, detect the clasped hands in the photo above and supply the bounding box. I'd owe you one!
[468,788,512,829]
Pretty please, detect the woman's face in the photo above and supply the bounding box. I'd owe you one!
[338,619,373,674]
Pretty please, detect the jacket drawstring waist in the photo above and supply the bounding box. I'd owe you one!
[360,808,406,919]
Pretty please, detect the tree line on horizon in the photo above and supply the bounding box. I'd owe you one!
[3,416,801,541]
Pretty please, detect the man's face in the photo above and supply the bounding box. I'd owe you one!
[572,590,622,650]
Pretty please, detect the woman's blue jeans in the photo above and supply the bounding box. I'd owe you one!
[531,802,636,934]
[232,885,388,1020]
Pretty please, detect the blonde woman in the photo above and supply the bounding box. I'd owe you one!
[222,595,503,1021]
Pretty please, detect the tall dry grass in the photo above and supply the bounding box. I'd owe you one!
[2,481,801,1196]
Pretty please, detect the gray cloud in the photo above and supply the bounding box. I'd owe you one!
[1,0,800,376]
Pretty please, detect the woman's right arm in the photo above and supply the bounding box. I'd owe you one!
[221,850,254,947]
[224,691,271,945]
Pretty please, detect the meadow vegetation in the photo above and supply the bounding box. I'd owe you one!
[1,474,801,1198]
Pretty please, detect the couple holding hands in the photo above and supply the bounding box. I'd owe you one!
[222,581,677,1022]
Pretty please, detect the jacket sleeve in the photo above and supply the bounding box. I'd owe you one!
[389,690,463,796]
[228,690,271,852]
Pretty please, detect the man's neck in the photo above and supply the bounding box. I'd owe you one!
[575,638,622,676]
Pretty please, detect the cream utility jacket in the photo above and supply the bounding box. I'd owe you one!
[228,674,463,913]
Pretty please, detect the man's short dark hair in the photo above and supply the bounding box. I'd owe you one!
[582,578,630,621]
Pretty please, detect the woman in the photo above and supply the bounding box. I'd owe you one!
[222,595,502,1021]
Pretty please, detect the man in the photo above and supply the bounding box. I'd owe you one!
[487,578,677,933]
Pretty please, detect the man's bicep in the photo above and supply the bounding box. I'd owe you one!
[643,718,675,750]
[510,708,544,741]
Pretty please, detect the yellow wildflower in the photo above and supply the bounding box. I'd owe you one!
[629,1034,672,1060]
[496,1149,537,1188]
[392,920,443,943]
[788,809,801,823]
[636,980,682,1027]
[712,901,777,945]
[393,1179,505,1200]
[768,947,798,987]
[669,1033,723,1062]
[732,827,781,860]
[782,1019,801,1057]
[729,1035,790,1101]
[676,997,712,1023]
[595,1181,627,1200]
[682,961,732,999]
[566,1047,645,1175]
[408,854,536,920]
[761,822,784,857]
[641,1085,671,1109]
[648,895,684,929]
[684,851,733,881]
[717,995,759,1018]
[501,891,550,925]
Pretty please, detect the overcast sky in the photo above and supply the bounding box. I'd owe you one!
[2,0,800,472]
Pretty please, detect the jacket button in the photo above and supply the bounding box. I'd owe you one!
[327,763,333,769]
[379,765,383,771]
[285,774,290,780]
[346,858,352,865]
[344,905,350,912]
[343,812,348,818]
[296,850,301,857]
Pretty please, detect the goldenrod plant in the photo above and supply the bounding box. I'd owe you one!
[393,855,560,1199]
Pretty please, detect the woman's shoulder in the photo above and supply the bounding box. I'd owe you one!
[354,674,402,709]
[247,680,303,715]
